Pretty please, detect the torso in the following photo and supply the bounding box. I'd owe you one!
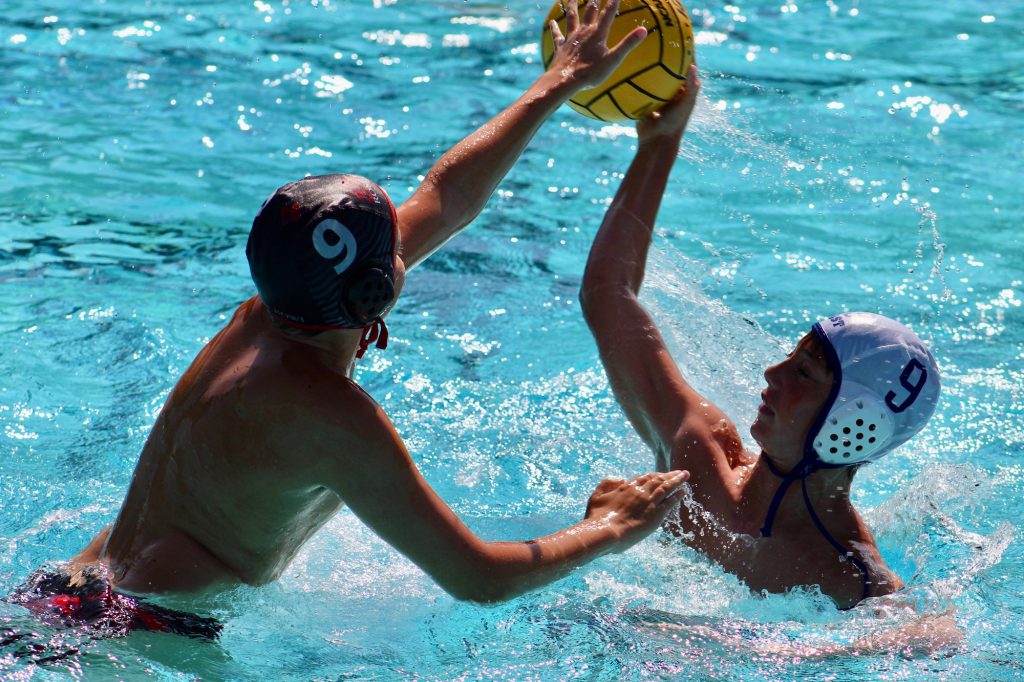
[665,428,899,609]
[76,297,382,593]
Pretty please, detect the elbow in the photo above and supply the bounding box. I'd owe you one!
[580,258,611,303]
[447,585,506,605]
[578,273,606,320]
[437,548,524,604]
[578,280,598,317]
[442,573,516,605]
[579,289,601,330]
[579,280,635,324]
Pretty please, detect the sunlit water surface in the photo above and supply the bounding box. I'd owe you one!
[1,0,1021,679]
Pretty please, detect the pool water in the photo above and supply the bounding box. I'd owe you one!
[2,0,1021,679]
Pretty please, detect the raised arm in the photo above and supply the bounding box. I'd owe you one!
[397,0,648,270]
[320,410,688,603]
[579,68,742,477]
[581,69,702,299]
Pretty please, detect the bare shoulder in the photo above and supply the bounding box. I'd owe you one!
[708,415,755,468]
[822,522,903,608]
[277,371,432,508]
[242,356,407,482]
[854,528,904,600]
[668,407,751,489]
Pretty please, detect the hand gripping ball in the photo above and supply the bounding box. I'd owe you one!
[541,0,695,122]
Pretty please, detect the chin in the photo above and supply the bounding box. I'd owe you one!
[749,419,766,448]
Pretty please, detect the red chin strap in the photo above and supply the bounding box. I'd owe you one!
[356,317,389,359]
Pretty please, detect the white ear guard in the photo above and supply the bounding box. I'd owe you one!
[813,382,896,465]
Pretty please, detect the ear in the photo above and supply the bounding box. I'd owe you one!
[342,265,396,324]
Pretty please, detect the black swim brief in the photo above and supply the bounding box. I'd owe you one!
[7,568,221,640]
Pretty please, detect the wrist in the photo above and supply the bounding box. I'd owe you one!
[638,133,683,154]
[581,512,628,550]
[531,68,580,105]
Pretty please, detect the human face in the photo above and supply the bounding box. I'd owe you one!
[750,332,834,466]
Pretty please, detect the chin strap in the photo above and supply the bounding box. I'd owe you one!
[759,456,814,538]
[355,317,389,359]
[760,456,871,606]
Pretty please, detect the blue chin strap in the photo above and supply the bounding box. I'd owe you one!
[758,323,871,606]
[758,457,871,607]
[758,455,818,538]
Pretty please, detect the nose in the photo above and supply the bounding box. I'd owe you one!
[764,360,781,388]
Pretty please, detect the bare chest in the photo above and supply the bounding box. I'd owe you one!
[670,493,863,601]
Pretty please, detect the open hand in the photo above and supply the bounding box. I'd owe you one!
[585,470,689,551]
[636,65,701,145]
[546,0,648,91]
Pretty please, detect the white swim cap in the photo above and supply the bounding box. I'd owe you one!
[809,312,940,466]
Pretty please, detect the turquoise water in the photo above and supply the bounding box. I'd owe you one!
[1,0,1021,678]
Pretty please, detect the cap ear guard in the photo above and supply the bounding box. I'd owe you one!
[813,382,896,465]
[341,262,395,325]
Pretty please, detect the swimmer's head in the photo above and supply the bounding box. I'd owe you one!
[246,174,399,356]
[807,312,940,466]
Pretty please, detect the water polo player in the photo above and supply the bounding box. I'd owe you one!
[580,67,941,609]
[24,0,690,637]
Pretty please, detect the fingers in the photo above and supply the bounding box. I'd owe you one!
[628,471,688,506]
[596,0,621,34]
[686,63,700,86]
[636,65,701,139]
[683,64,701,100]
[594,476,624,493]
[563,0,618,38]
[652,470,688,487]
[608,25,648,61]
[654,470,690,503]
[597,0,644,59]
[631,472,657,485]
[627,470,688,495]
[565,0,580,33]
[663,66,701,106]
[549,19,565,45]
[597,470,688,499]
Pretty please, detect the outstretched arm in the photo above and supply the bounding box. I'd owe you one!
[397,0,648,270]
[579,68,743,479]
[644,608,963,660]
[320,411,688,603]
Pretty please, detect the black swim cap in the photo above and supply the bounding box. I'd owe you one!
[246,174,398,356]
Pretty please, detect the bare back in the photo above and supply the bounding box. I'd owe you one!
[91,297,385,592]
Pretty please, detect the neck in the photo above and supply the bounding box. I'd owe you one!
[747,452,855,532]
[258,304,363,377]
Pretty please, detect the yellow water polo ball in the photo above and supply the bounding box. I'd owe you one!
[540,0,695,122]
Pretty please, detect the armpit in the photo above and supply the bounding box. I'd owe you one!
[709,418,753,468]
